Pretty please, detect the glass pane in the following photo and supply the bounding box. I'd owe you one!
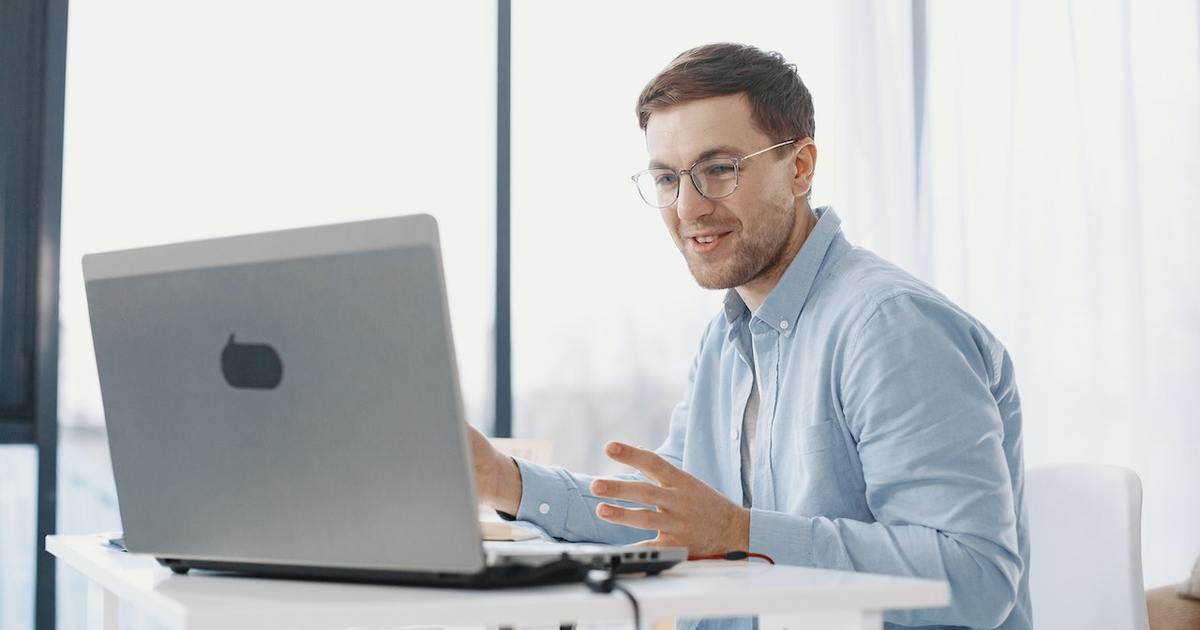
[56,3,495,622]
[512,1,852,473]
[0,445,36,630]
[59,0,497,433]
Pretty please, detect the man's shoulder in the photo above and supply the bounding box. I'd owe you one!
[824,245,961,322]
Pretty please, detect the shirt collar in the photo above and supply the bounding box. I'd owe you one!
[721,205,843,336]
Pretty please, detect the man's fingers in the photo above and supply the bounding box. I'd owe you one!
[590,478,671,508]
[604,442,680,484]
[595,503,662,531]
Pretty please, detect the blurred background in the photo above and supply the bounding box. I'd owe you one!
[1,1,1197,628]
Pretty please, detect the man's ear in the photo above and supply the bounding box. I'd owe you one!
[791,139,817,197]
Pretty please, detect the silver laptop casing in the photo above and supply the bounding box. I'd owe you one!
[83,214,488,575]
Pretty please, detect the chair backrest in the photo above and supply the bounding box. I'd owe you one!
[1027,463,1151,630]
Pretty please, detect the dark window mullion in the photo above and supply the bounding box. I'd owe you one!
[494,0,512,438]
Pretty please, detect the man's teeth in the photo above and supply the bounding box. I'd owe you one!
[695,235,717,244]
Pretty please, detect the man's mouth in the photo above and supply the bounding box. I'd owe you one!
[686,231,732,254]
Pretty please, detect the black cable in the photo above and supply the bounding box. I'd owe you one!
[577,548,771,629]
[584,567,640,630]
[611,581,640,630]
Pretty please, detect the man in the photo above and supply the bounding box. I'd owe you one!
[468,43,1031,630]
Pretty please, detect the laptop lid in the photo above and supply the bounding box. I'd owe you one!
[82,213,486,574]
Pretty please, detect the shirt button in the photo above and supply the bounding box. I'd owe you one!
[730,428,740,440]
[779,320,789,329]
[538,503,550,515]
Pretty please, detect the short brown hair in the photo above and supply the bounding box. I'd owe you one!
[636,43,815,145]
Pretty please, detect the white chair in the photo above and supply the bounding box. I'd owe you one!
[1027,463,1151,630]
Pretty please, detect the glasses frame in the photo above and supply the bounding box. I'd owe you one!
[630,138,798,209]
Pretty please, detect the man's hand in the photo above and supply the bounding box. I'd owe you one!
[466,424,522,516]
[591,441,750,557]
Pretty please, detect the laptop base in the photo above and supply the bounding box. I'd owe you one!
[156,554,675,589]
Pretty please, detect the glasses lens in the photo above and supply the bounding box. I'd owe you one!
[635,169,678,208]
[693,158,739,199]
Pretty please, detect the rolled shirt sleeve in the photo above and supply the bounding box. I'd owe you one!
[510,458,655,545]
[506,329,704,546]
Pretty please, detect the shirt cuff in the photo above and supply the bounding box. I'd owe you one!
[749,507,813,566]
[512,457,573,537]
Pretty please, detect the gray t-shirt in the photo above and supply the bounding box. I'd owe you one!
[740,367,759,508]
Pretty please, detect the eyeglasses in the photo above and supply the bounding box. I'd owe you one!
[630,139,797,209]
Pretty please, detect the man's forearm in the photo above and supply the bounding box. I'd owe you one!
[749,509,1021,629]
[487,455,523,516]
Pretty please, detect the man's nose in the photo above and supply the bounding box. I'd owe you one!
[675,173,713,222]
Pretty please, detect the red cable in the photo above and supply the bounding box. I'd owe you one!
[690,550,776,564]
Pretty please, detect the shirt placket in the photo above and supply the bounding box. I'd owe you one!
[729,322,754,508]
[749,324,779,512]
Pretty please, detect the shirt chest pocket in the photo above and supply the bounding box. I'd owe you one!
[789,419,855,516]
[798,419,838,453]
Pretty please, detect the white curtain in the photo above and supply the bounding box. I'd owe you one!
[511,0,1200,588]
[912,0,1200,588]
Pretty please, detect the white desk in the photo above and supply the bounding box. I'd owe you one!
[48,533,950,630]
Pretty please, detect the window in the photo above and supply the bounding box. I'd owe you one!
[0,446,36,629]
[59,0,498,431]
[51,2,498,627]
[510,0,876,473]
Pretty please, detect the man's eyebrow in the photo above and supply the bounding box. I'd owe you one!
[648,144,745,170]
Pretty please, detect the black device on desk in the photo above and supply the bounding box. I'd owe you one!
[83,214,685,587]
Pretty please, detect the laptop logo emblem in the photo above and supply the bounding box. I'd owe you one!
[220,334,283,390]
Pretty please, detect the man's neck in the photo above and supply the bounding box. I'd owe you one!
[735,202,817,313]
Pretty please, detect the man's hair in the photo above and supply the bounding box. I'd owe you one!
[636,43,815,146]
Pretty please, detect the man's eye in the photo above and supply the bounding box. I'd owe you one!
[704,164,735,177]
[654,173,678,186]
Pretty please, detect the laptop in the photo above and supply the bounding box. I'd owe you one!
[82,213,685,587]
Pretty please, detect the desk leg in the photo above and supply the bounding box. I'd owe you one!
[759,610,883,630]
[86,581,118,630]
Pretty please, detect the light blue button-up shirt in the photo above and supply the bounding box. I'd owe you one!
[512,206,1031,630]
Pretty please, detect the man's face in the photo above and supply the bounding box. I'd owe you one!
[645,93,799,290]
